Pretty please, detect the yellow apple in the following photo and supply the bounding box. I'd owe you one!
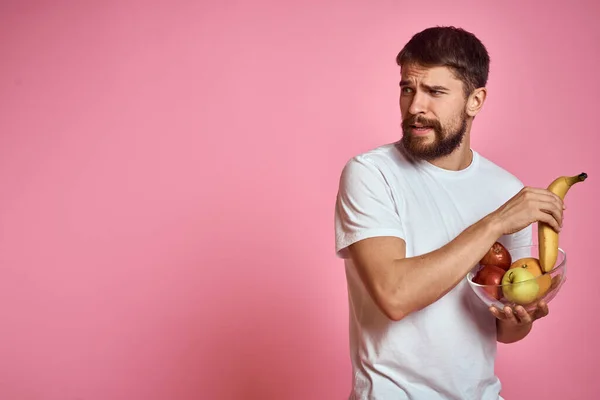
[501,268,540,305]
[509,257,552,298]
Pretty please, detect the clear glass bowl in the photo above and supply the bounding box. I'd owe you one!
[467,244,567,312]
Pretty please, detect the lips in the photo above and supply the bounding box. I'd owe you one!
[402,117,439,135]
[409,125,433,136]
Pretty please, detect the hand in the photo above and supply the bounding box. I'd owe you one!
[489,301,549,326]
[490,187,565,236]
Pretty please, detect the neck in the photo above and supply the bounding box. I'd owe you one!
[428,136,473,171]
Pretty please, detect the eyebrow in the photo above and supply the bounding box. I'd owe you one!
[399,80,450,92]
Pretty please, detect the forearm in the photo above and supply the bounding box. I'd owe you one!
[387,214,502,319]
[497,319,532,343]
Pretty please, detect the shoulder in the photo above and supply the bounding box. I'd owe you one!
[339,142,415,182]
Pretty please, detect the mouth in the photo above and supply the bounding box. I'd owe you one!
[410,125,433,135]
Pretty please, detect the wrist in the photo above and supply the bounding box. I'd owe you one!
[481,213,503,240]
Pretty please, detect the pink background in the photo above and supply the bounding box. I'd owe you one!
[1,1,598,399]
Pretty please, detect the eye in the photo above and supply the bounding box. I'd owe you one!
[401,87,413,94]
[430,90,444,96]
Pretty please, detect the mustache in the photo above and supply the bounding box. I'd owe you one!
[402,115,441,130]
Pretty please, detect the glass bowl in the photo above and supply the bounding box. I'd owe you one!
[467,244,567,312]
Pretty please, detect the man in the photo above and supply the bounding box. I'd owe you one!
[334,26,564,400]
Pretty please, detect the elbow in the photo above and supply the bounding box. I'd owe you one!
[375,290,409,321]
[384,308,406,322]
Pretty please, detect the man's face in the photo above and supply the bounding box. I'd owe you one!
[399,64,470,160]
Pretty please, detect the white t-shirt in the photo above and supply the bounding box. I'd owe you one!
[334,142,532,400]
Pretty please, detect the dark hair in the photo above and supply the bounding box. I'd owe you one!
[396,26,490,96]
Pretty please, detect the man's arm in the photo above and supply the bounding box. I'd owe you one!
[336,157,564,322]
[348,213,502,321]
[346,187,564,322]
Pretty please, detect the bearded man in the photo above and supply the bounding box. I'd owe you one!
[334,26,563,400]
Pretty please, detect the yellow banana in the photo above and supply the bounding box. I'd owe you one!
[538,172,587,272]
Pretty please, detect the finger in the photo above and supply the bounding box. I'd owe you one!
[503,306,518,324]
[523,188,566,213]
[525,187,565,207]
[535,301,549,320]
[489,306,505,320]
[538,200,564,227]
[536,208,562,232]
[545,190,565,211]
[514,306,532,324]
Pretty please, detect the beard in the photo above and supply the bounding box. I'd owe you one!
[399,110,468,161]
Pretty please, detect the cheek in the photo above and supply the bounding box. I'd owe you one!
[399,97,411,115]
[440,105,465,126]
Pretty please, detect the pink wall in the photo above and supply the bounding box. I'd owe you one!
[1,1,598,399]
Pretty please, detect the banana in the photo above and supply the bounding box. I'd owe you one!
[538,172,587,272]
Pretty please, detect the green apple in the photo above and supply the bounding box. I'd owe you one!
[501,268,540,305]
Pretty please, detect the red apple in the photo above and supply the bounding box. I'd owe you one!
[473,264,505,300]
[480,242,512,271]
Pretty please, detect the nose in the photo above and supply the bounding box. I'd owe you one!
[408,91,428,115]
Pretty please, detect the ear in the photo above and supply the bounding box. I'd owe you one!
[466,87,487,117]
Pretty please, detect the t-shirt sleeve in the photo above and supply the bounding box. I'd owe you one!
[334,156,405,259]
[512,224,534,248]
[501,224,534,260]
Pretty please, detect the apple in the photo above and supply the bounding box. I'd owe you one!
[509,257,552,298]
[473,265,505,299]
[501,268,540,305]
[480,242,512,271]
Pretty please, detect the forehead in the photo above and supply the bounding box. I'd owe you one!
[401,64,461,87]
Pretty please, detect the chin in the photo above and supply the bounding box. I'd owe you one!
[405,137,436,150]
[406,147,437,160]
